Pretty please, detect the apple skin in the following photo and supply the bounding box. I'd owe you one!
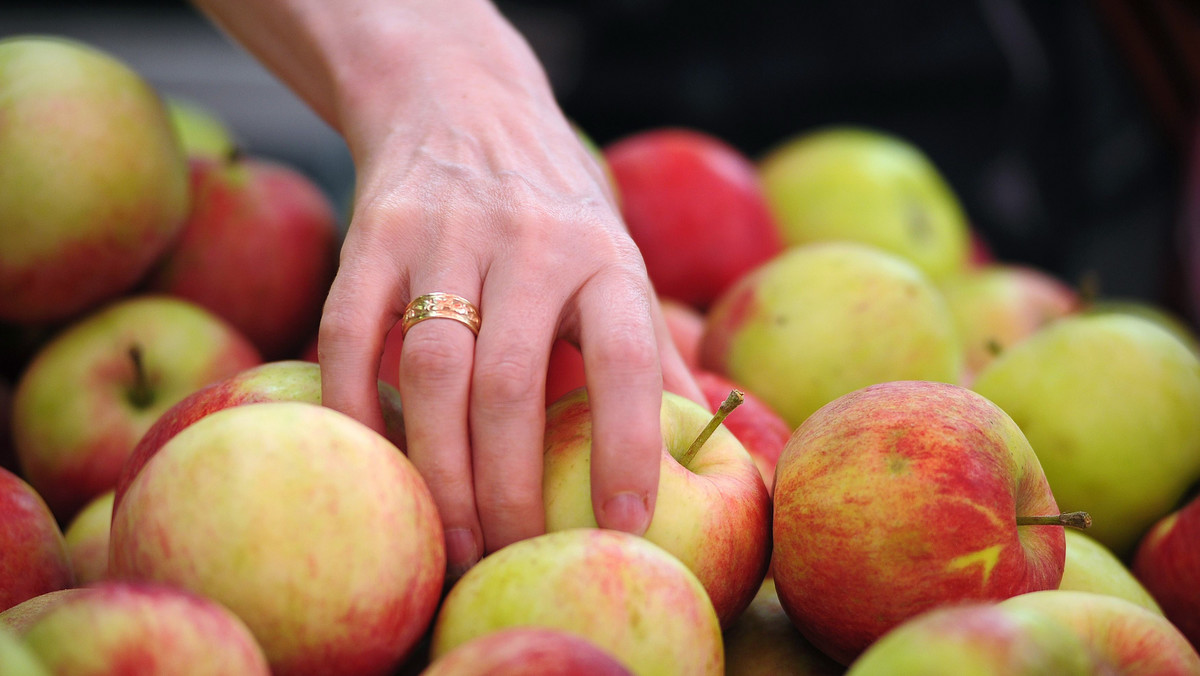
[112,359,406,516]
[0,626,51,676]
[430,528,724,676]
[109,402,445,676]
[691,369,791,496]
[700,241,964,429]
[722,577,843,676]
[1133,494,1200,648]
[545,339,587,407]
[145,155,340,359]
[939,263,1080,384]
[604,128,784,309]
[662,298,706,370]
[62,490,114,586]
[0,468,74,613]
[0,589,86,636]
[19,581,270,675]
[844,601,1109,676]
[772,380,1066,665]
[166,97,237,161]
[0,376,15,473]
[11,295,262,522]
[1000,590,1200,674]
[1061,529,1161,615]
[421,627,634,676]
[971,313,1200,556]
[758,125,970,282]
[0,36,189,324]
[542,389,771,628]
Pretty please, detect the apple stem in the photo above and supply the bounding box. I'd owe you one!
[1016,511,1092,530]
[127,344,153,409]
[679,389,744,468]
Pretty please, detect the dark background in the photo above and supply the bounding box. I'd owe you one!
[3,1,1195,319]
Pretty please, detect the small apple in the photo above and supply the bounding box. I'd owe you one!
[166,96,238,160]
[19,581,270,675]
[691,369,791,495]
[421,627,634,676]
[544,339,587,407]
[1060,529,1161,614]
[0,36,189,324]
[722,577,843,676]
[543,389,771,628]
[604,127,784,309]
[1133,493,1200,648]
[0,468,74,613]
[999,590,1200,674]
[11,295,262,522]
[773,380,1075,665]
[430,528,724,676]
[144,154,340,359]
[109,402,445,676]
[62,489,114,586]
[700,242,964,429]
[758,125,970,282]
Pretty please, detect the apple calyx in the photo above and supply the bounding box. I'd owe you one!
[678,389,744,468]
[1015,511,1092,530]
[126,344,154,409]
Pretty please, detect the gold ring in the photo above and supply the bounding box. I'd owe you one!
[401,292,481,337]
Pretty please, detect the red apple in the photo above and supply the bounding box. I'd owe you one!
[544,339,587,407]
[0,36,189,324]
[691,369,791,495]
[421,627,634,676]
[145,154,340,359]
[773,380,1071,665]
[662,298,705,370]
[1133,493,1200,648]
[0,468,74,613]
[604,128,784,309]
[11,295,262,522]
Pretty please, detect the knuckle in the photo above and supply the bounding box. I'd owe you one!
[473,351,544,407]
[401,333,470,390]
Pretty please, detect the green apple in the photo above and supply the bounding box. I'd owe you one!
[722,578,843,676]
[11,295,262,522]
[109,402,445,676]
[700,241,963,429]
[758,125,969,282]
[542,389,771,628]
[1000,590,1200,674]
[1059,529,1161,614]
[0,626,51,676]
[166,97,237,160]
[62,489,114,586]
[0,590,86,636]
[0,36,189,324]
[971,313,1200,556]
[773,380,1075,665]
[1081,298,1200,356]
[430,528,724,676]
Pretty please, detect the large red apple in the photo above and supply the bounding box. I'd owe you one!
[1133,493,1200,648]
[11,295,262,522]
[0,468,74,613]
[144,155,340,359]
[773,380,1073,665]
[604,128,784,309]
[0,36,189,324]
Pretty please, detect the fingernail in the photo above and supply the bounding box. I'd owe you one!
[444,528,479,582]
[601,492,651,536]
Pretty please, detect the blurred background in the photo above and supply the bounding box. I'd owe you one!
[4,0,1198,324]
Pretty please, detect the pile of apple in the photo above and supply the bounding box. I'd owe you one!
[2,33,1200,676]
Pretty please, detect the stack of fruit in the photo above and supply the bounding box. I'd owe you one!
[2,32,1199,676]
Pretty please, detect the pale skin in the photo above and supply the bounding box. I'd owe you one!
[189,0,703,578]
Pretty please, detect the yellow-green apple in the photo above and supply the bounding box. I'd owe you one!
[430,528,724,676]
[144,155,340,359]
[971,313,1200,556]
[603,127,784,309]
[700,242,964,429]
[1,376,15,473]
[112,359,406,515]
[0,36,188,324]
[844,601,1109,676]
[109,402,444,676]
[773,380,1077,665]
[0,468,74,613]
[1061,529,1161,614]
[1082,298,1200,356]
[11,295,261,522]
[692,369,791,495]
[722,577,843,676]
[758,125,970,282]
[0,589,86,635]
[662,298,706,370]
[1133,493,1200,647]
[166,97,237,160]
[0,626,50,676]
[542,389,771,628]
[62,490,114,586]
[939,263,1079,383]
[18,581,270,675]
[1000,590,1200,674]
[421,627,634,676]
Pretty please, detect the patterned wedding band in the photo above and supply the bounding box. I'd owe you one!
[401,292,482,337]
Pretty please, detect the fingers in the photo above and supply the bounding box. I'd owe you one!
[650,293,705,407]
